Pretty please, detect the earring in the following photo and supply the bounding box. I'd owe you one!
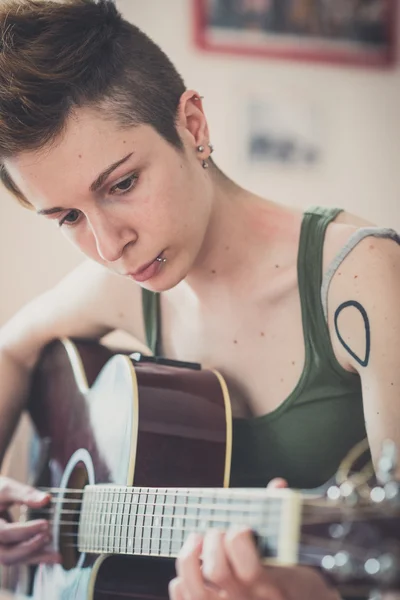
[197,145,205,153]
[202,160,209,169]
[208,143,214,154]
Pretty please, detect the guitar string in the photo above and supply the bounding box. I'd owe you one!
[29,505,397,532]
[38,486,391,512]
[29,499,393,524]
[47,521,382,556]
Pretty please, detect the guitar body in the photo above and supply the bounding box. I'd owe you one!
[27,339,231,600]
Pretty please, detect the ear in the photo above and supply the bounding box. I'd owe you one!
[176,90,210,148]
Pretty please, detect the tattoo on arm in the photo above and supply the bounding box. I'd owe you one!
[334,300,370,367]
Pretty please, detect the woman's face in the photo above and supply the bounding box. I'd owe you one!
[5,97,214,292]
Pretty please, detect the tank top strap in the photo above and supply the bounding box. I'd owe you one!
[297,206,344,363]
[320,226,400,321]
[141,289,161,356]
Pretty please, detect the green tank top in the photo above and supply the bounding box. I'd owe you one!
[141,206,367,490]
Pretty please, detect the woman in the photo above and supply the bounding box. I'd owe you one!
[0,1,399,598]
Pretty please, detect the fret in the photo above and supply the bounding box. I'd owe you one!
[171,490,185,555]
[152,489,163,556]
[87,487,95,551]
[105,488,113,553]
[120,488,129,554]
[161,489,173,556]
[134,491,146,554]
[187,491,200,536]
[98,487,106,552]
[111,488,118,553]
[198,490,212,533]
[159,490,169,556]
[142,490,153,555]
[79,489,89,551]
[170,490,178,555]
[91,487,98,551]
[115,488,124,554]
[213,489,230,530]
[127,490,139,554]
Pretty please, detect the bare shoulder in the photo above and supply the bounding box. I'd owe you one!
[0,260,147,367]
[323,208,398,276]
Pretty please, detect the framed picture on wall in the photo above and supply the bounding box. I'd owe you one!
[193,0,397,68]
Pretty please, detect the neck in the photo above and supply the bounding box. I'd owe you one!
[182,176,285,299]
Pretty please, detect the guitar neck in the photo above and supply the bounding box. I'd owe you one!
[78,485,302,563]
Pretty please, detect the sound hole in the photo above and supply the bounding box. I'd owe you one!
[59,461,88,571]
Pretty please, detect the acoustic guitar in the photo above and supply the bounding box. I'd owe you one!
[16,338,400,599]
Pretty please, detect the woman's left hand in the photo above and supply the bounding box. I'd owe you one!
[169,526,341,600]
[169,479,340,600]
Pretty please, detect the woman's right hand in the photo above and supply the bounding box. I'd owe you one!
[0,476,61,565]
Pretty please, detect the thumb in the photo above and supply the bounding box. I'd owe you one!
[267,478,288,490]
[0,478,50,508]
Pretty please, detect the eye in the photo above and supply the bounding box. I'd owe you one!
[110,173,138,195]
[59,209,81,227]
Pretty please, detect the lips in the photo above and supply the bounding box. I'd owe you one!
[131,256,159,278]
[126,252,165,283]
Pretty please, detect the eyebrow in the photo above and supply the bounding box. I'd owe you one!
[36,152,134,216]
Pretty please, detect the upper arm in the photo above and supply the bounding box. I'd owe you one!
[327,237,400,478]
[0,260,147,369]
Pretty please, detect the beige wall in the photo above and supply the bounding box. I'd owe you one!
[1,0,400,326]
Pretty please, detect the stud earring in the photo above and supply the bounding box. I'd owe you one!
[197,145,205,153]
[202,160,209,169]
[208,143,214,154]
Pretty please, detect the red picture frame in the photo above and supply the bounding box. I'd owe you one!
[193,0,398,68]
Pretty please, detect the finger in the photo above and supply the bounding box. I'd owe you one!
[168,577,186,600]
[26,550,62,565]
[202,529,242,597]
[0,519,50,545]
[267,479,288,489]
[224,527,264,585]
[0,478,50,508]
[0,532,50,566]
[176,533,206,596]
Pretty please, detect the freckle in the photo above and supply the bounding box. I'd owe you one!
[369,244,374,250]
[354,275,358,279]
[275,264,279,268]
[211,269,216,274]
[225,246,230,250]
[233,340,238,344]
[123,140,127,144]
[260,332,265,336]
[118,312,124,318]
[291,361,295,365]
[377,412,379,415]
[78,154,82,158]
[391,382,394,386]
[338,272,342,276]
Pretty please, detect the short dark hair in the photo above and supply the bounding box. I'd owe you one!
[0,0,187,206]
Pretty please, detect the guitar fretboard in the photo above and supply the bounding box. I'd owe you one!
[77,485,302,563]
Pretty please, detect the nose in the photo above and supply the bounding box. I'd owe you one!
[90,213,136,263]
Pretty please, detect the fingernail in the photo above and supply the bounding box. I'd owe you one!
[29,491,49,501]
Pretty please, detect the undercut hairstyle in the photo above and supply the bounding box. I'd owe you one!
[0,0,188,207]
